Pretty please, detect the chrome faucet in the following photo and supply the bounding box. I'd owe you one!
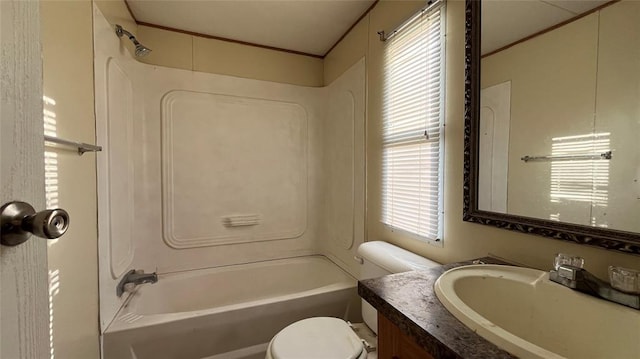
[116,269,158,297]
[549,255,639,310]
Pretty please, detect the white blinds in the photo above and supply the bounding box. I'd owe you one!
[381,1,445,242]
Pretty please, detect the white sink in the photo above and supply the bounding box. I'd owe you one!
[434,264,640,359]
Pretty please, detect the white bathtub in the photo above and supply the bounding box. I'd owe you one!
[102,256,360,359]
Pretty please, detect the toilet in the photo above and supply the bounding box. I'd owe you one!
[265,241,440,359]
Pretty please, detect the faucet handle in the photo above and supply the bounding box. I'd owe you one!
[554,253,584,270]
[609,266,640,294]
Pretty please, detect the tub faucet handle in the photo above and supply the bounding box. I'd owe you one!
[116,269,158,297]
[123,282,137,294]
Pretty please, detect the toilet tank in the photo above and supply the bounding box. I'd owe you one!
[357,241,440,334]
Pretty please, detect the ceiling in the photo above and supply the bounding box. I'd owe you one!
[482,0,609,55]
[127,0,376,57]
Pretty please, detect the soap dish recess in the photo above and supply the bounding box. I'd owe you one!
[222,214,260,227]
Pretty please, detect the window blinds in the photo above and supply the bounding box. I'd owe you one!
[381,1,445,242]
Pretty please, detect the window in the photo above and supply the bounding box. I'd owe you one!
[381,1,445,242]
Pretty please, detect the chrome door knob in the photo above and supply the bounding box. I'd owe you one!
[0,201,70,246]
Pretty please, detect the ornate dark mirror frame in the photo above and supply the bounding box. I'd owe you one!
[463,0,640,255]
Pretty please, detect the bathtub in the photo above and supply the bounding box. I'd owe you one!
[102,256,360,359]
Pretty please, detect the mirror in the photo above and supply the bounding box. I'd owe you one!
[464,0,640,255]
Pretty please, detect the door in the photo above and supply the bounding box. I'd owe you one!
[479,81,511,213]
[0,1,50,358]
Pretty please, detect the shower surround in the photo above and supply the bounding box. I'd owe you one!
[93,5,366,358]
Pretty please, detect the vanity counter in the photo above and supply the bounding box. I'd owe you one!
[358,257,516,359]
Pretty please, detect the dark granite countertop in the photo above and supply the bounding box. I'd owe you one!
[358,257,517,359]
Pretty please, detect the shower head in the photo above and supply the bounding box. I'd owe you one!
[115,24,152,57]
[132,39,151,57]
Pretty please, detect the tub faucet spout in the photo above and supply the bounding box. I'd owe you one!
[117,269,158,297]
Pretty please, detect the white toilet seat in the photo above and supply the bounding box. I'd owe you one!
[267,317,366,359]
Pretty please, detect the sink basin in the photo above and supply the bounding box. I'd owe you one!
[434,265,640,359]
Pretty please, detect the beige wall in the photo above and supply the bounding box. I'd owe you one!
[482,13,599,225]
[41,1,100,358]
[137,25,324,87]
[93,0,323,87]
[94,0,138,56]
[324,0,639,280]
[94,0,136,33]
[323,12,370,85]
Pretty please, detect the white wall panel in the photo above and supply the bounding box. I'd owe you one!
[106,58,135,277]
[162,91,308,248]
[321,59,366,277]
[326,89,355,250]
[94,4,140,331]
[131,47,324,276]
